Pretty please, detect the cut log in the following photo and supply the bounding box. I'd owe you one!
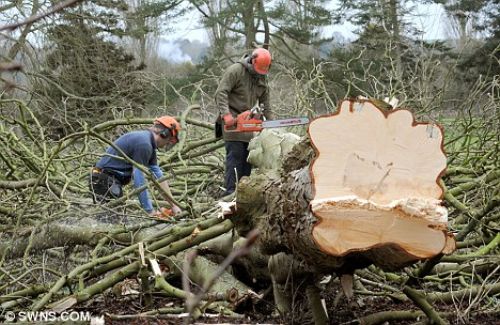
[309,100,455,266]
[235,99,455,272]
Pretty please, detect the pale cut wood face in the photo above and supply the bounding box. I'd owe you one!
[309,101,446,204]
[309,100,452,261]
[311,198,447,258]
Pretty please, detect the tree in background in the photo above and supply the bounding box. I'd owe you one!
[189,0,331,66]
[31,1,147,137]
[189,0,268,62]
[327,0,418,98]
[189,0,242,63]
[422,0,498,96]
[123,0,186,66]
[473,0,500,77]
[430,0,487,47]
[269,0,331,44]
[439,0,500,79]
[0,0,53,100]
[267,0,332,66]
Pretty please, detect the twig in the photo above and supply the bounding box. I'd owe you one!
[0,0,84,32]
[0,62,22,72]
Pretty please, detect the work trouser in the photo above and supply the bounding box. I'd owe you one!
[224,141,252,196]
[89,168,124,203]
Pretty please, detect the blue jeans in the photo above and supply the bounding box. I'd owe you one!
[224,141,252,195]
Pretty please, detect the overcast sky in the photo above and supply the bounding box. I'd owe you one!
[159,1,448,62]
[169,2,447,42]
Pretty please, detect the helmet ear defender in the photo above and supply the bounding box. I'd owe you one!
[159,127,170,138]
[157,124,177,139]
[246,55,254,68]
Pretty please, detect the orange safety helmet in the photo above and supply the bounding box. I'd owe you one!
[252,48,272,75]
[154,116,181,139]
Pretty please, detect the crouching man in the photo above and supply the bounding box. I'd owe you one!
[90,116,182,216]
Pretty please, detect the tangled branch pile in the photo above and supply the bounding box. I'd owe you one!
[1,84,499,324]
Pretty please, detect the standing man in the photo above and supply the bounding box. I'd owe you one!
[215,48,272,196]
[90,116,182,216]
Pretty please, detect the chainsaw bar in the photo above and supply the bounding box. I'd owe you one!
[262,117,309,128]
[225,116,309,133]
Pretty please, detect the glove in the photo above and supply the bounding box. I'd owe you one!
[155,206,182,219]
[154,207,173,219]
[222,113,235,127]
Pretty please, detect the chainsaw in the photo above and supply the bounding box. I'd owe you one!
[224,105,309,133]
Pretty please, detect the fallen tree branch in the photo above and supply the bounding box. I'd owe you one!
[403,286,448,325]
[184,229,259,321]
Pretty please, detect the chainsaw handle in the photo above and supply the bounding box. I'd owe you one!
[239,110,252,120]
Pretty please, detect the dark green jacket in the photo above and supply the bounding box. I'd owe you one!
[215,58,271,142]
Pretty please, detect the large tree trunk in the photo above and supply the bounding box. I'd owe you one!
[234,99,455,274]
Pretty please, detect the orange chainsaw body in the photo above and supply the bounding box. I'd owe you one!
[224,111,263,132]
[224,110,309,133]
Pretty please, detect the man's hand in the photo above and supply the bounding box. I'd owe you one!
[152,209,168,219]
[223,113,235,127]
[239,110,252,120]
[153,206,182,219]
